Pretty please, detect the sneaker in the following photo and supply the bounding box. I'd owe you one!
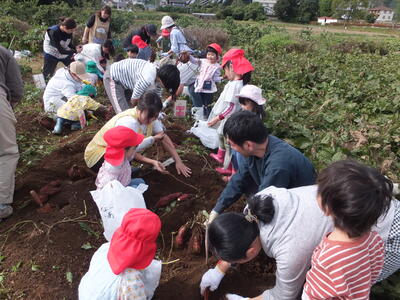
[0,204,13,219]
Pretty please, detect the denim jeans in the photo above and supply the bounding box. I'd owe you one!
[129,178,146,188]
[187,82,202,107]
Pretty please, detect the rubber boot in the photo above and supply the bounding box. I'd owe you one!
[215,163,233,176]
[52,118,64,135]
[210,148,225,164]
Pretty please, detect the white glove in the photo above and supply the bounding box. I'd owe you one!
[225,294,250,300]
[199,266,225,295]
[160,52,169,57]
[208,210,219,224]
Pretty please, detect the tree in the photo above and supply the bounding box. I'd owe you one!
[274,0,299,21]
[243,2,266,20]
[331,0,368,20]
[298,0,319,23]
[319,0,333,16]
[365,13,377,23]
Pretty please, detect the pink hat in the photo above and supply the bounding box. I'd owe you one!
[162,29,170,37]
[221,48,254,75]
[236,85,266,105]
[131,35,149,49]
[107,208,161,274]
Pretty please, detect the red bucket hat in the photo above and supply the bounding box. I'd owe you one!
[131,35,148,49]
[221,48,254,75]
[207,43,222,55]
[107,208,161,274]
[103,126,144,166]
[162,29,170,37]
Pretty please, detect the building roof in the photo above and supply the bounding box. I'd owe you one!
[369,6,393,11]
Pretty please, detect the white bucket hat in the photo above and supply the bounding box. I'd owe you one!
[236,85,266,105]
[69,61,91,82]
[161,16,175,30]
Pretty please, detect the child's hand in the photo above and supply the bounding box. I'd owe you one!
[207,117,219,127]
[153,160,168,173]
[154,132,165,141]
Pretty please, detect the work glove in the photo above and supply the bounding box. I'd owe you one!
[225,294,250,300]
[160,52,169,58]
[199,266,225,295]
[206,210,219,225]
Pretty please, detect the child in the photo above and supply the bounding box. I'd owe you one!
[79,208,162,300]
[207,48,254,174]
[302,160,392,300]
[95,126,146,190]
[156,29,171,53]
[86,60,103,85]
[53,84,105,135]
[126,44,139,59]
[188,43,222,119]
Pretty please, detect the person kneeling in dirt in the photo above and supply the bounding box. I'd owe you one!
[84,90,191,177]
[79,208,162,300]
[43,61,92,117]
[53,84,107,135]
[96,126,147,190]
[207,111,316,223]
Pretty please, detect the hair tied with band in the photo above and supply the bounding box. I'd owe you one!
[245,208,258,223]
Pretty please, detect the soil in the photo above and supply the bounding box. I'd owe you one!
[1,111,276,299]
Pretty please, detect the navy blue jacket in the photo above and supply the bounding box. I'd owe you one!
[213,135,316,213]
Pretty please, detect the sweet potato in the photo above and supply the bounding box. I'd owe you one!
[68,165,88,181]
[188,226,203,255]
[177,194,190,201]
[175,223,188,249]
[30,190,48,207]
[155,192,182,208]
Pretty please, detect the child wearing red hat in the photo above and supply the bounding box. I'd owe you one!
[156,29,171,53]
[184,43,222,120]
[207,48,254,175]
[95,126,146,190]
[79,208,162,300]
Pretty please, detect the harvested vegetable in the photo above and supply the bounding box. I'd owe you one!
[156,192,182,208]
[188,225,203,255]
[175,223,189,249]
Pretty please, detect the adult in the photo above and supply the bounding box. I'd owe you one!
[160,15,192,56]
[74,40,115,74]
[42,61,91,116]
[0,45,24,219]
[82,5,112,45]
[43,17,79,80]
[208,111,316,222]
[84,90,191,177]
[122,24,157,49]
[200,184,399,299]
[104,59,180,113]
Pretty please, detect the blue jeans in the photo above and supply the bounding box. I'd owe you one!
[187,82,202,107]
[53,117,81,135]
[129,178,145,188]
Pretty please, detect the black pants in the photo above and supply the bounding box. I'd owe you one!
[43,53,73,81]
[198,92,213,119]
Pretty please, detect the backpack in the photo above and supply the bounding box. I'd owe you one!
[176,26,200,51]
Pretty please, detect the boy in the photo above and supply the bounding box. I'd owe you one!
[302,160,392,299]
[126,44,139,59]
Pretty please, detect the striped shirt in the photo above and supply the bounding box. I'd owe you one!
[303,231,384,300]
[110,59,157,99]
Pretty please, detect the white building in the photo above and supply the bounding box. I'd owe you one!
[252,0,277,16]
[369,6,394,22]
[317,16,338,25]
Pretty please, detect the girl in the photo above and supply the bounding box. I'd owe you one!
[74,40,115,75]
[79,208,162,300]
[200,173,398,300]
[207,48,254,174]
[188,43,222,119]
[42,17,78,80]
[82,5,112,45]
[95,126,146,190]
[84,90,191,177]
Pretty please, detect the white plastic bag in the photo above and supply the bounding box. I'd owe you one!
[142,259,162,300]
[189,120,219,149]
[90,180,146,241]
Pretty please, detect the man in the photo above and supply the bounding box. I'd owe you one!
[209,111,316,222]
[0,45,24,219]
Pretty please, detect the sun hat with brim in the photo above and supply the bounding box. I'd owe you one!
[145,24,158,37]
[207,43,222,55]
[103,126,144,166]
[107,208,161,274]
[160,15,174,30]
[236,84,266,105]
[221,48,254,75]
[69,61,91,82]
[77,84,97,97]
[132,35,149,49]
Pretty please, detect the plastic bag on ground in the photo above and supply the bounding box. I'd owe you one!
[189,120,219,149]
[90,180,146,241]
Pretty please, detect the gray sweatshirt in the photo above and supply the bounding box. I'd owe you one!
[257,185,395,300]
[0,46,24,104]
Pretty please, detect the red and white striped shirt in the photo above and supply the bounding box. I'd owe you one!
[303,231,384,300]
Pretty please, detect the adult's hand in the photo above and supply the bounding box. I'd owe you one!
[200,267,225,295]
[175,161,191,177]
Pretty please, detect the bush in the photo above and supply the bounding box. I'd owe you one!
[365,13,377,24]
[256,32,293,51]
[274,0,299,22]
[183,26,229,50]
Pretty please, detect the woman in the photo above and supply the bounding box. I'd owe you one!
[160,16,192,56]
[84,90,191,177]
[82,5,112,45]
[104,59,180,113]
[42,17,79,80]
[74,40,115,74]
[123,24,157,61]
[200,184,398,299]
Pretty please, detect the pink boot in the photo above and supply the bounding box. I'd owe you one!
[210,148,225,164]
[216,163,233,176]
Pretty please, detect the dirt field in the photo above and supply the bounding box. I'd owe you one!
[0,103,276,299]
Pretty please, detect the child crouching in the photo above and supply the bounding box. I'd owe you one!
[302,160,392,300]
[79,208,162,300]
[95,126,145,190]
[53,84,106,135]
